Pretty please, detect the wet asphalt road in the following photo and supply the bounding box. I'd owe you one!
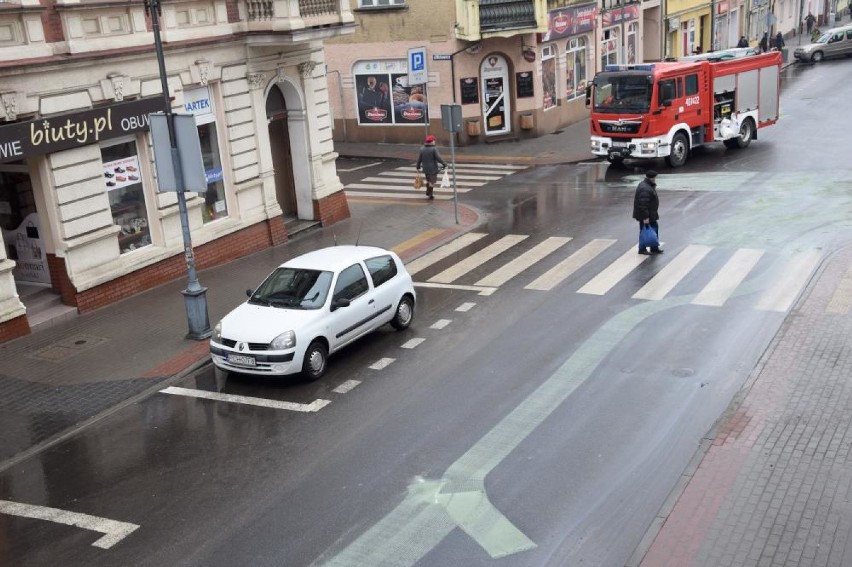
[2,58,852,566]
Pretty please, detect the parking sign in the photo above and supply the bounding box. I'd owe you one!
[408,47,427,85]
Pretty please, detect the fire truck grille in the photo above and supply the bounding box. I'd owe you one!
[599,121,642,135]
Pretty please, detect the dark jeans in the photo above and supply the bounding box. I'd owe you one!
[638,220,660,251]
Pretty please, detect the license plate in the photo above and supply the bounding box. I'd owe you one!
[228,354,256,366]
[612,141,628,147]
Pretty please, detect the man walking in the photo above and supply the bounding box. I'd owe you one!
[633,170,663,255]
[805,12,816,36]
[416,135,446,200]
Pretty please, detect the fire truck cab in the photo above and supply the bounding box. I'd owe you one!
[587,51,782,167]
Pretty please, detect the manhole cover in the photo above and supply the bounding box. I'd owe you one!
[28,334,110,362]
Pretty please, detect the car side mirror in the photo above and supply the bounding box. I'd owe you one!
[331,297,351,311]
[246,289,253,297]
[584,85,592,107]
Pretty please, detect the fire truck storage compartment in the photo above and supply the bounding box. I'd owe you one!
[711,64,779,124]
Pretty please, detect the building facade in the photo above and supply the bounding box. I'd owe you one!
[0,0,354,343]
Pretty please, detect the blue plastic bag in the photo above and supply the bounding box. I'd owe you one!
[639,224,659,249]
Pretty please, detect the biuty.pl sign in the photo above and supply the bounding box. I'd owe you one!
[0,98,166,164]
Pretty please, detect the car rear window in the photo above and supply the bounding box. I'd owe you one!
[365,255,398,288]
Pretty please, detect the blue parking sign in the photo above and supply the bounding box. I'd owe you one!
[407,47,428,85]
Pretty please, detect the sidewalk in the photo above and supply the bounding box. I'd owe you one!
[3,59,851,567]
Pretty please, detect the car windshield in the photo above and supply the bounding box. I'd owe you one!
[593,73,653,113]
[249,267,332,310]
[816,32,831,43]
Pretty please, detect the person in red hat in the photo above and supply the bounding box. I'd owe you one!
[416,135,447,200]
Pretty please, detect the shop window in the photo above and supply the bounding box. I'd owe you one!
[101,140,151,254]
[197,122,227,223]
[566,37,588,100]
[542,44,557,111]
[353,60,427,126]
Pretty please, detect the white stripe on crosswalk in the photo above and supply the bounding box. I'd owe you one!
[405,232,487,276]
[386,172,503,181]
[692,248,764,306]
[632,245,712,300]
[525,238,615,291]
[577,246,650,296]
[363,176,487,187]
[477,236,572,287]
[345,191,452,200]
[429,234,529,284]
[345,183,473,193]
[161,386,331,412]
[398,164,527,171]
[756,250,821,312]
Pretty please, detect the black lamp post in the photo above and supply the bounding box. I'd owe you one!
[145,0,211,340]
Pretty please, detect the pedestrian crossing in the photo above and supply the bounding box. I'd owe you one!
[344,163,528,200]
[406,233,822,313]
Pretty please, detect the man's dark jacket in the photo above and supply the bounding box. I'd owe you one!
[633,178,660,222]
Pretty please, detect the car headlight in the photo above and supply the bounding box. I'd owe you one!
[270,330,296,350]
[212,321,222,342]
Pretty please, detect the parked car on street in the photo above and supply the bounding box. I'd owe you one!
[210,245,416,380]
[794,24,852,62]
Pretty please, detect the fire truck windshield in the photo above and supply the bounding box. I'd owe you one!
[592,73,653,113]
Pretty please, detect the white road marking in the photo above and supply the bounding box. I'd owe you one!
[826,265,852,314]
[369,358,395,370]
[413,281,497,295]
[405,232,487,276]
[388,172,503,181]
[160,386,331,412]
[0,500,139,549]
[692,248,764,306]
[524,238,615,291]
[633,245,713,301]
[431,319,452,330]
[345,190,453,200]
[362,176,487,187]
[577,246,650,295]
[456,302,476,312]
[397,164,526,172]
[333,380,361,394]
[337,161,382,172]
[477,237,572,287]
[756,250,822,312]
[429,235,529,284]
[401,338,426,349]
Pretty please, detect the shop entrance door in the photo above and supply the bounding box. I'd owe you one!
[480,55,512,136]
[0,163,50,286]
[266,85,298,220]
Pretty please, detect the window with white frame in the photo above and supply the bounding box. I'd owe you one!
[542,44,557,110]
[601,27,620,69]
[358,0,405,6]
[627,22,638,64]
[565,37,587,100]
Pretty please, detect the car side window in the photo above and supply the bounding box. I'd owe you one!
[364,255,398,288]
[333,264,369,302]
[685,74,699,96]
[847,30,852,40]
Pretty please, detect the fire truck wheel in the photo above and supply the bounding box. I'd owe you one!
[665,132,689,168]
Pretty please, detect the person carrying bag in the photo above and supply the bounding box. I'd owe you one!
[415,135,447,200]
[633,170,663,255]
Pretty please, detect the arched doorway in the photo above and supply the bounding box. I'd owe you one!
[265,84,298,220]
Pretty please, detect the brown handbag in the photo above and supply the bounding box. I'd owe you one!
[413,173,423,190]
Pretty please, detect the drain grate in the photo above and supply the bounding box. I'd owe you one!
[27,334,110,362]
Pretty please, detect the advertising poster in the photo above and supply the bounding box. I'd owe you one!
[542,58,556,110]
[3,212,49,284]
[355,73,393,124]
[390,74,428,124]
[103,156,141,191]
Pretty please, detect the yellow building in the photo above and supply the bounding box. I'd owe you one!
[665,0,712,57]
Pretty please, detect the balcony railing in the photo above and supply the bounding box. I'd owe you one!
[245,0,343,22]
[299,0,337,17]
[480,0,537,32]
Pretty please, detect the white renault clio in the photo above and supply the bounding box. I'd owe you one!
[210,245,416,380]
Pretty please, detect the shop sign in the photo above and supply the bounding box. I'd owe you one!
[602,4,640,27]
[183,87,214,117]
[543,3,597,41]
[0,98,166,165]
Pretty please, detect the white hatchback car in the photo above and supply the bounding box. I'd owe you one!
[210,245,416,380]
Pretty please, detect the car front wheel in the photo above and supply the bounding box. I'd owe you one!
[812,51,824,62]
[302,340,328,381]
[390,296,414,330]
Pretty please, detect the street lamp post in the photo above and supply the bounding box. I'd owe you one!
[145,0,211,340]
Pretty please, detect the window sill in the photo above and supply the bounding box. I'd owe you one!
[354,6,408,14]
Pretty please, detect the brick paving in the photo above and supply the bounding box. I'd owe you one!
[639,244,852,567]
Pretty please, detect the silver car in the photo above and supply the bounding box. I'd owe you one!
[794,25,852,62]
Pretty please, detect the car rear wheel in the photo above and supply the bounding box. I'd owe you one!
[390,296,414,330]
[812,51,824,62]
[665,132,689,168]
[302,340,328,381]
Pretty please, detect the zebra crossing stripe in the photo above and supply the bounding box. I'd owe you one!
[345,184,474,193]
[405,232,488,276]
[396,165,527,171]
[429,234,529,284]
[692,248,764,306]
[345,191,452,200]
[364,176,487,187]
[525,238,615,291]
[477,237,572,287]
[756,250,821,312]
[577,246,650,296]
[632,245,713,301]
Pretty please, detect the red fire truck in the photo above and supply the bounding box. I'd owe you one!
[587,51,782,167]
